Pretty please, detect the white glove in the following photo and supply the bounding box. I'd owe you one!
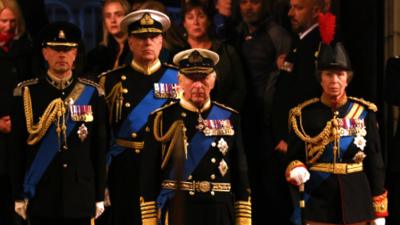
[289,167,310,186]
[371,218,385,225]
[95,201,105,219]
[15,200,27,220]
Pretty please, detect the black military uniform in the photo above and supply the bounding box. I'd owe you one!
[10,22,107,225]
[139,49,251,225]
[272,24,322,144]
[285,41,387,224]
[98,9,178,225]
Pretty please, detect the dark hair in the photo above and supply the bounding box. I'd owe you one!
[182,1,215,38]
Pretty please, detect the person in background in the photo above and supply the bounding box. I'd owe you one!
[286,39,387,225]
[140,48,251,225]
[11,22,107,225]
[235,0,292,224]
[180,1,246,111]
[0,1,32,223]
[99,9,178,225]
[85,0,131,78]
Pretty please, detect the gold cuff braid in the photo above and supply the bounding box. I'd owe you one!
[235,199,252,225]
[140,197,158,224]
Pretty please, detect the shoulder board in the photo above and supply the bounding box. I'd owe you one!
[150,101,178,115]
[213,101,239,114]
[13,78,39,96]
[78,78,105,96]
[348,96,378,112]
[163,62,179,70]
[97,65,127,79]
[290,98,320,117]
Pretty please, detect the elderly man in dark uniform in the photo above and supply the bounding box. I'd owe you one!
[285,40,387,225]
[139,48,251,225]
[11,22,107,225]
[98,9,178,225]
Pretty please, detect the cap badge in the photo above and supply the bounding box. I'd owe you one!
[188,51,203,64]
[58,30,66,39]
[140,13,154,25]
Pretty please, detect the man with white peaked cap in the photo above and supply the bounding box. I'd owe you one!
[98,9,179,225]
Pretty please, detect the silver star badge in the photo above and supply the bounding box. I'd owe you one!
[354,135,366,150]
[217,138,229,156]
[77,123,88,142]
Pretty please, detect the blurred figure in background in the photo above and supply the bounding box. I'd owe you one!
[0,1,32,223]
[86,0,132,78]
[179,1,246,111]
[235,0,292,224]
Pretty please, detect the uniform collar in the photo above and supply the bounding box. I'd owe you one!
[320,93,348,109]
[299,23,318,40]
[179,97,211,113]
[131,59,161,75]
[46,71,74,90]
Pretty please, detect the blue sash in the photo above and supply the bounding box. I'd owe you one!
[23,85,95,199]
[291,102,368,225]
[106,68,178,164]
[156,104,232,222]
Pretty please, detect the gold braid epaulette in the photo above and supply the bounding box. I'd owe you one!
[97,65,126,92]
[152,108,186,169]
[289,98,338,163]
[13,78,39,96]
[23,86,66,145]
[348,96,378,112]
[213,101,239,114]
[78,78,104,96]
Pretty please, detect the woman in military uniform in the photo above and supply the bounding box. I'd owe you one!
[285,40,387,225]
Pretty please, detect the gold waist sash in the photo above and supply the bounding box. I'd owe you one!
[161,180,231,193]
[309,162,363,174]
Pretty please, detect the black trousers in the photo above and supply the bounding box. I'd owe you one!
[29,217,92,225]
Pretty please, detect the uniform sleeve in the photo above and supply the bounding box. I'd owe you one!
[91,93,108,202]
[230,116,252,225]
[285,117,307,184]
[9,95,28,200]
[140,113,162,225]
[363,111,387,217]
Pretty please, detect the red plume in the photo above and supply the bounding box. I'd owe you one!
[318,12,336,45]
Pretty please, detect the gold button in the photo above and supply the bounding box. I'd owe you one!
[188,175,193,180]
[63,164,68,168]
[211,158,216,163]
[210,191,215,196]
[210,174,216,180]
[211,142,216,147]
[189,191,195,196]
[135,149,140,154]
[145,127,150,132]
[181,112,187,117]
[122,88,128,94]
[131,133,137,138]
[125,102,131,108]
[121,75,126,80]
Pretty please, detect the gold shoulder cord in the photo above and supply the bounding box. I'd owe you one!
[289,98,340,163]
[23,86,66,146]
[153,111,187,169]
[105,82,123,123]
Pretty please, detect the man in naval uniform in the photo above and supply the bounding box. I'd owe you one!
[139,48,251,225]
[98,9,178,225]
[11,22,107,225]
[285,40,387,225]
